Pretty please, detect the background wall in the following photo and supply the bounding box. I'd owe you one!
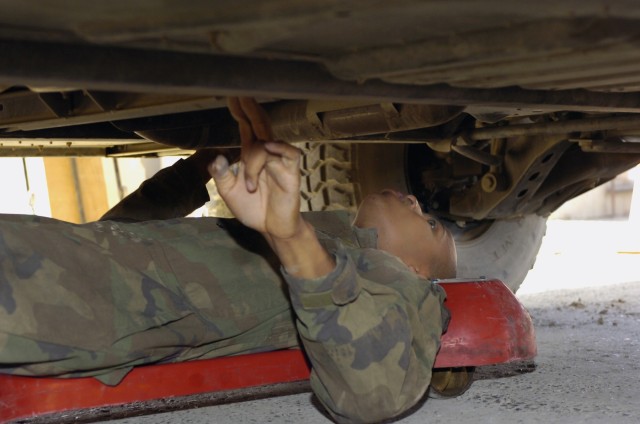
[551,168,637,220]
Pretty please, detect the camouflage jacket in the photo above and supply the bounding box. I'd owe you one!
[0,159,448,424]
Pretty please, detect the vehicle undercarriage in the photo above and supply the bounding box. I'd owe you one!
[1,0,640,289]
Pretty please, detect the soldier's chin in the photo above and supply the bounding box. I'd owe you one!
[380,189,405,199]
[353,194,388,228]
[357,193,382,210]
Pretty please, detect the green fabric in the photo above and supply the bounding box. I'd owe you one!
[0,215,295,384]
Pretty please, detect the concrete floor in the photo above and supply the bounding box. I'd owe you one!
[109,220,640,424]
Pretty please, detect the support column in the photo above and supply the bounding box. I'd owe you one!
[44,157,110,223]
[629,165,640,228]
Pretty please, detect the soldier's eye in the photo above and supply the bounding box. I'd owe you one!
[428,219,437,230]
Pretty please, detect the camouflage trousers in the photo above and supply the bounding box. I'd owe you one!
[0,214,299,385]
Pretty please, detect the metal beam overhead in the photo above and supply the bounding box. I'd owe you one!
[3,40,640,113]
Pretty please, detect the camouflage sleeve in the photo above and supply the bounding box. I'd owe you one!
[100,158,210,222]
[283,243,448,424]
[0,215,298,385]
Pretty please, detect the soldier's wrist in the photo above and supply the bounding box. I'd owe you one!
[269,220,336,279]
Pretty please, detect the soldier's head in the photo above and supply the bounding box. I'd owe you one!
[353,190,457,280]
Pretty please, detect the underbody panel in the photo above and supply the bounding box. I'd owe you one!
[0,1,639,221]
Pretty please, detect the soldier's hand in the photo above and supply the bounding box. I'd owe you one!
[210,98,303,240]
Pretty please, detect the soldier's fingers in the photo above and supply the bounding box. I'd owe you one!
[229,98,262,191]
[243,146,268,192]
[237,119,257,153]
[265,141,301,169]
[229,97,272,193]
[239,97,274,142]
[229,98,258,149]
[227,97,248,123]
[209,155,236,195]
[264,157,300,193]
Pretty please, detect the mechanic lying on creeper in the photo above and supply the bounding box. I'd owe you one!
[0,98,456,424]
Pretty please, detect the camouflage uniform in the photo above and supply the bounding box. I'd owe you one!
[0,158,448,423]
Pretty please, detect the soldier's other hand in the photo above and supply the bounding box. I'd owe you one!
[210,98,303,240]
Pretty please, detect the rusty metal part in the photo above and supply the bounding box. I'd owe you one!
[0,146,105,157]
[579,138,640,153]
[451,144,502,167]
[0,123,152,157]
[480,173,499,193]
[336,113,640,150]
[107,142,192,157]
[120,101,464,149]
[269,101,464,142]
[467,114,640,141]
[111,108,242,151]
[0,88,225,132]
[449,136,571,220]
[0,144,185,157]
